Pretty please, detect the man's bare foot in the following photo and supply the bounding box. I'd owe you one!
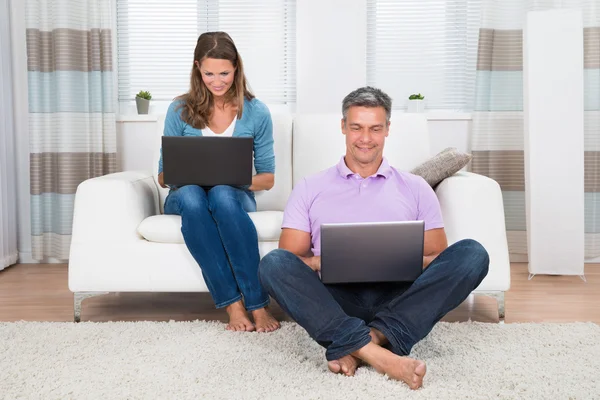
[370,328,388,346]
[225,300,255,332]
[354,342,426,390]
[381,355,426,390]
[328,354,361,376]
[251,307,280,333]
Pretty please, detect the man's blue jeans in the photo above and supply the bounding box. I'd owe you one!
[258,239,489,360]
[164,184,269,311]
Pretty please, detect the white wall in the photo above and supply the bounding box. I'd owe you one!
[116,118,160,172]
[296,0,367,113]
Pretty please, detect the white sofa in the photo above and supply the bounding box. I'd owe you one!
[68,111,511,322]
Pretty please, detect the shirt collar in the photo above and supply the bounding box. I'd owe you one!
[336,156,392,179]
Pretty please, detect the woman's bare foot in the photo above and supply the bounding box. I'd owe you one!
[354,342,426,390]
[328,354,361,376]
[225,300,255,332]
[251,307,280,333]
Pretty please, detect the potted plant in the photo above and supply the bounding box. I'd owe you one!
[407,93,425,113]
[135,90,152,114]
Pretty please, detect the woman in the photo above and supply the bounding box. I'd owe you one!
[157,32,280,333]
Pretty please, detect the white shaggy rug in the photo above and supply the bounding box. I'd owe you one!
[1,321,599,399]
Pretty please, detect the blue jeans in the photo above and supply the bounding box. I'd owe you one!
[164,185,269,311]
[258,239,489,360]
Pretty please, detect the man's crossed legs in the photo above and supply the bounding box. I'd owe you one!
[258,239,489,389]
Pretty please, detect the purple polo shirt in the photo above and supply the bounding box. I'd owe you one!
[282,157,444,256]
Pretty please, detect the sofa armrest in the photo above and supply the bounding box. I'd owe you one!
[435,171,511,291]
[70,171,160,245]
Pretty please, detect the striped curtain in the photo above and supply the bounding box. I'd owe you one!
[26,0,117,261]
[471,0,600,260]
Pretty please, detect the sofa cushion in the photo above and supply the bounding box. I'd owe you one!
[138,211,284,244]
[411,147,472,188]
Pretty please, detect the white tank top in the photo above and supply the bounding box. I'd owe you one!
[203,118,236,137]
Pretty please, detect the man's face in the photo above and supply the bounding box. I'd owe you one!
[341,106,389,167]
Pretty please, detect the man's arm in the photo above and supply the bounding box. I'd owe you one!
[423,228,448,269]
[279,228,321,272]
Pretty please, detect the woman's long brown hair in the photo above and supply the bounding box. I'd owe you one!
[175,32,254,129]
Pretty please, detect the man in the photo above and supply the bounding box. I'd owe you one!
[258,86,489,390]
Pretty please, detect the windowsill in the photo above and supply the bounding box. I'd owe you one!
[116,114,159,122]
[424,112,472,121]
[116,111,472,123]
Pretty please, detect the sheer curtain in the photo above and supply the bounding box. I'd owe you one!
[0,0,19,270]
[116,0,296,105]
[366,0,481,111]
[470,0,600,260]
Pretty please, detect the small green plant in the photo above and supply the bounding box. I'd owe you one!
[408,93,424,100]
[136,90,152,100]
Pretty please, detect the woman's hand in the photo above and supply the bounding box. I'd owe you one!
[158,172,168,188]
[248,173,274,192]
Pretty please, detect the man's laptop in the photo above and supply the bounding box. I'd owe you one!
[162,136,253,187]
[320,220,424,284]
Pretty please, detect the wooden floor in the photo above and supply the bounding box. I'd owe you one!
[0,263,598,324]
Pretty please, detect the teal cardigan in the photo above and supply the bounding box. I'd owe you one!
[157,97,275,175]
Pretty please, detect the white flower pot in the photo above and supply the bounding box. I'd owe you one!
[407,99,425,113]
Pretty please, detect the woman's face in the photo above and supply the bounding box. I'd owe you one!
[197,58,236,98]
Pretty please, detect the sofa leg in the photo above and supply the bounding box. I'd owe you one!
[477,291,505,323]
[74,292,109,323]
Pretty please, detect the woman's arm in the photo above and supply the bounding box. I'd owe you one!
[250,173,274,191]
[158,172,167,188]
[251,101,276,185]
[158,102,185,188]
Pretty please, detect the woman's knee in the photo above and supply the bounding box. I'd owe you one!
[175,185,208,213]
[207,185,241,213]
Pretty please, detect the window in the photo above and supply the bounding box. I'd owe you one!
[116,0,296,104]
[367,0,481,111]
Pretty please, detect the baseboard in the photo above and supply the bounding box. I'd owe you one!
[18,252,66,264]
[510,253,600,264]
[510,253,529,263]
[15,252,600,265]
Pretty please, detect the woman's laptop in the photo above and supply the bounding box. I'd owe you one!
[320,220,424,284]
[162,136,253,187]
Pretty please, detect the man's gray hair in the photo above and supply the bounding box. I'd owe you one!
[342,86,392,123]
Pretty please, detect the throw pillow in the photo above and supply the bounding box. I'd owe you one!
[410,147,472,188]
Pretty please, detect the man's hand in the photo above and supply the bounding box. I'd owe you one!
[279,228,319,271]
[158,172,167,188]
[300,256,321,272]
[422,255,436,269]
